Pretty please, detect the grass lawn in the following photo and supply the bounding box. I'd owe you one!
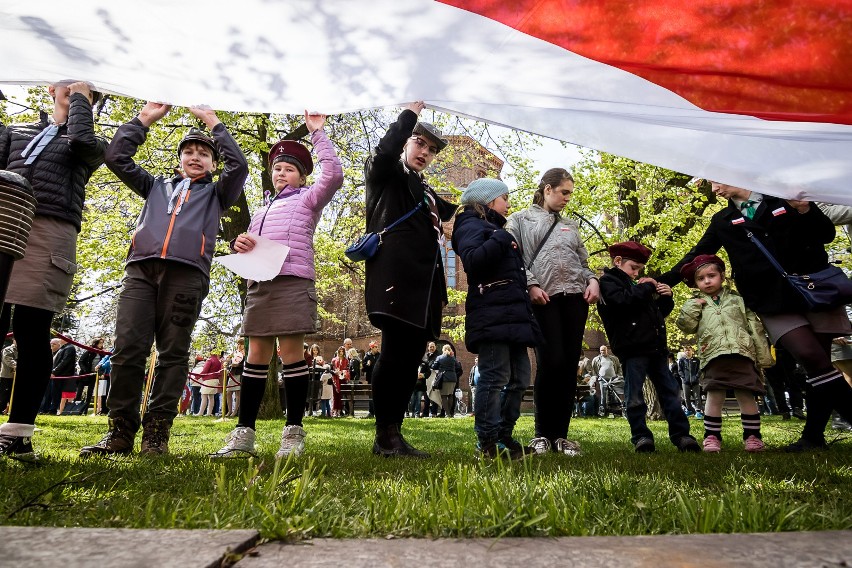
[1,413,851,540]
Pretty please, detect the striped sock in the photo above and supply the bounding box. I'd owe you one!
[805,369,845,389]
[281,361,310,427]
[741,412,761,440]
[236,362,269,430]
[703,414,722,441]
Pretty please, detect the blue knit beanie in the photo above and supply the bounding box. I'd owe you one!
[460,178,509,206]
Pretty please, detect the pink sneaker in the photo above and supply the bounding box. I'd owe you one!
[744,435,765,453]
[703,435,721,453]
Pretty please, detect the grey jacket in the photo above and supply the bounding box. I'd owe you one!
[505,204,595,295]
[105,119,248,277]
[0,344,17,379]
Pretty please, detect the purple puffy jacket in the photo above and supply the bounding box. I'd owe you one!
[247,129,344,280]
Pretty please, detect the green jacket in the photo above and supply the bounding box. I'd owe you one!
[676,288,772,370]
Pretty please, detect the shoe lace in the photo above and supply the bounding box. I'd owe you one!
[555,438,581,455]
[529,437,551,453]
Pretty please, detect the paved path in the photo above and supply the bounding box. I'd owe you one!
[1,528,850,567]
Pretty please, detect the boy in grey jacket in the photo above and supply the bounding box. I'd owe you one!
[81,103,247,457]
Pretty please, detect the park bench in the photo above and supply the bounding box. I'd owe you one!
[340,382,373,412]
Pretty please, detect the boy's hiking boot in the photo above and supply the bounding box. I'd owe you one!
[140,416,172,456]
[0,434,36,462]
[80,417,136,457]
[634,437,656,453]
[676,435,701,453]
[477,440,527,461]
[498,437,536,459]
[210,426,257,459]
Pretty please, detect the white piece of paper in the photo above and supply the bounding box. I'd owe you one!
[214,234,289,281]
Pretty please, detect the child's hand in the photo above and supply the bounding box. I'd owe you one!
[656,282,672,296]
[529,285,550,305]
[138,102,171,127]
[693,298,707,306]
[233,233,257,253]
[189,105,221,129]
[305,111,326,133]
[406,101,426,115]
[638,277,657,287]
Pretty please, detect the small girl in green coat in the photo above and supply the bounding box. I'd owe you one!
[676,254,773,453]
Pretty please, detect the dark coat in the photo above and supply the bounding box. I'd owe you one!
[0,93,106,231]
[598,266,673,359]
[678,357,700,385]
[451,205,542,353]
[659,196,835,314]
[431,353,458,382]
[52,343,77,377]
[364,110,456,336]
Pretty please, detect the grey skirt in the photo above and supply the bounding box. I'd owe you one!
[701,355,765,394]
[759,307,852,344]
[6,215,78,313]
[241,275,318,337]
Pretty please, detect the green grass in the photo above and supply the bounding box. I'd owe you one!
[2,414,851,540]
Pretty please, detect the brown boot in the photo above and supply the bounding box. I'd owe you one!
[80,417,136,457]
[140,415,172,456]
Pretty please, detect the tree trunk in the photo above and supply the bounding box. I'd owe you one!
[643,379,663,420]
[258,356,284,420]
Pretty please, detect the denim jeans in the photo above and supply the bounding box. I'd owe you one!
[623,353,693,445]
[474,342,531,444]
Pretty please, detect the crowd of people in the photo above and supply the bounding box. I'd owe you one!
[1,85,852,462]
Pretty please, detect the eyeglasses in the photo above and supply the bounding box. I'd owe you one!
[410,136,438,156]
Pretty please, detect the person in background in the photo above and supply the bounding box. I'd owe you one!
[468,357,479,416]
[362,341,379,418]
[0,340,17,415]
[678,346,702,418]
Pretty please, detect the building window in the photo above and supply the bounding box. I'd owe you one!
[444,247,457,288]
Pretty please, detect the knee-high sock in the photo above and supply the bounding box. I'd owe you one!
[282,361,309,427]
[236,362,269,430]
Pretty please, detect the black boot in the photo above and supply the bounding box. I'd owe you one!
[373,424,429,458]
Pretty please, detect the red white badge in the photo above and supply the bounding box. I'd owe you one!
[732,217,745,225]
[772,207,787,216]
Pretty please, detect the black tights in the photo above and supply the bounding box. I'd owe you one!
[0,304,54,426]
[371,318,431,428]
[777,326,852,441]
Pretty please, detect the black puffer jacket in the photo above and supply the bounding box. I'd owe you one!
[598,266,673,359]
[0,93,106,231]
[452,205,542,353]
[364,110,456,336]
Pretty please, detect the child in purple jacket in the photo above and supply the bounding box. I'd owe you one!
[213,112,343,460]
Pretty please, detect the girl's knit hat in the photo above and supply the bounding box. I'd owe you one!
[460,178,508,206]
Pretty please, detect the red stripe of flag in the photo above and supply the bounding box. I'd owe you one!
[441,0,852,125]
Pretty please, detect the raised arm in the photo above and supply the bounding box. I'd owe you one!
[105,102,171,198]
[302,113,344,211]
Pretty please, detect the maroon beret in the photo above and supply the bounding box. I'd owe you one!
[608,241,652,264]
[680,254,726,286]
[268,140,313,175]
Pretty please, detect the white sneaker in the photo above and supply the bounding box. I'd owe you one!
[553,438,582,456]
[210,426,256,459]
[276,424,306,459]
[528,436,551,455]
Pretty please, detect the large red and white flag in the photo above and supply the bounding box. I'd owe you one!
[2,0,851,202]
